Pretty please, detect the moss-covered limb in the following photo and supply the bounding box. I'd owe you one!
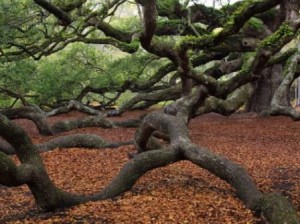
[219,57,244,74]
[141,0,221,31]
[191,52,228,67]
[155,0,184,19]
[271,52,300,108]
[0,87,30,106]
[256,8,280,31]
[37,134,108,152]
[130,62,176,91]
[186,70,217,91]
[51,115,114,134]
[210,35,260,52]
[177,52,228,88]
[94,147,182,200]
[156,19,183,35]
[86,20,132,43]
[179,0,282,51]
[256,193,300,224]
[111,85,182,116]
[2,20,136,61]
[177,0,281,97]
[189,4,224,28]
[242,17,272,39]
[139,0,178,63]
[187,57,244,93]
[76,85,119,102]
[260,23,296,50]
[133,52,228,93]
[216,52,258,98]
[77,37,139,53]
[46,100,102,117]
[268,53,300,119]
[156,19,206,36]
[33,0,72,25]
[216,22,299,99]
[142,35,179,63]
[136,0,185,21]
[267,48,298,66]
[195,84,253,116]
[56,0,87,12]
[217,40,283,98]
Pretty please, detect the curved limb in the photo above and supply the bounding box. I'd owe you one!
[269,51,300,119]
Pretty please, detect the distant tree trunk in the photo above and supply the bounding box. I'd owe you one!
[246,65,283,113]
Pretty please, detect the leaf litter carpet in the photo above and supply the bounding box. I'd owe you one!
[1,111,300,223]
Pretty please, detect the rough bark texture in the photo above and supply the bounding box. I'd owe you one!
[1,133,133,155]
[257,193,300,224]
[51,115,113,134]
[42,134,132,151]
[247,65,283,113]
[1,106,53,135]
[0,114,86,210]
[46,100,102,117]
[270,52,300,119]
[196,84,253,116]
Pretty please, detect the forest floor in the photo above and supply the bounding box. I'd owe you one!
[1,110,300,223]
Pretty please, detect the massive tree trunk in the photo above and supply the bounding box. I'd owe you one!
[246,65,283,113]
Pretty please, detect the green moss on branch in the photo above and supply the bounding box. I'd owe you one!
[260,23,294,49]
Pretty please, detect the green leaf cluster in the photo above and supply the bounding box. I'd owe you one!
[34,43,111,104]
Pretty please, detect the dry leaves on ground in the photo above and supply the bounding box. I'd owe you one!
[1,111,300,223]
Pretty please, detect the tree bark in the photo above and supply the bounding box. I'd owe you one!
[246,65,283,113]
[1,106,53,135]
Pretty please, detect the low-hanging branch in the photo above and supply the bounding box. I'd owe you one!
[33,0,72,25]
[0,133,133,155]
[1,103,141,136]
[1,105,299,223]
